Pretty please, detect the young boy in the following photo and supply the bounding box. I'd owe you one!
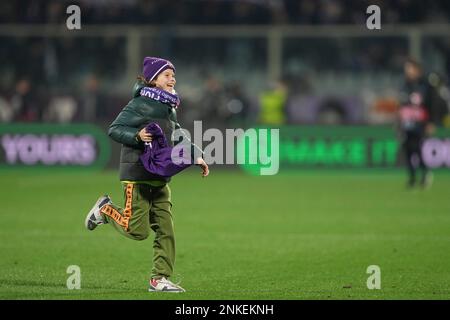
[85,57,209,292]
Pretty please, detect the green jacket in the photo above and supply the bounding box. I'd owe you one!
[108,81,188,183]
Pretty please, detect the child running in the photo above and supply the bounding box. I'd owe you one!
[84,57,209,292]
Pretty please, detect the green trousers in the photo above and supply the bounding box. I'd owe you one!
[101,182,175,279]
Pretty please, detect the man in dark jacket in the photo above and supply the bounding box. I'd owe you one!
[398,58,433,188]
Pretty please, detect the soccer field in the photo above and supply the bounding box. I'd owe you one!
[1,168,450,300]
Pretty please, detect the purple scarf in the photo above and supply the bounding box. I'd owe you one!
[139,87,180,108]
[139,122,192,178]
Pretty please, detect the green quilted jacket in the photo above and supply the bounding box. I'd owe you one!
[108,81,198,182]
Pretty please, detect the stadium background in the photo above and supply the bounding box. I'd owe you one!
[1,0,450,300]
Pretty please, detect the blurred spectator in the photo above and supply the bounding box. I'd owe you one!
[258,80,288,125]
[284,74,315,124]
[317,0,345,24]
[397,89,431,188]
[198,75,228,126]
[368,97,399,124]
[45,95,78,123]
[46,1,65,24]
[317,97,347,124]
[426,72,450,127]
[135,0,161,24]
[0,95,13,122]
[10,78,41,122]
[229,1,269,24]
[224,80,253,127]
[400,58,449,127]
[268,0,288,24]
[78,74,109,123]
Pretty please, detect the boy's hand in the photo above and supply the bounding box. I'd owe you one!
[138,128,153,142]
[196,157,209,177]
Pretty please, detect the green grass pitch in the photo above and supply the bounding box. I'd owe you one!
[1,168,450,300]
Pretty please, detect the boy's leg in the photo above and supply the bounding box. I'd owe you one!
[101,183,151,241]
[149,184,175,279]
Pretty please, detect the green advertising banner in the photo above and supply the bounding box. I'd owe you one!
[0,123,111,169]
[238,125,450,174]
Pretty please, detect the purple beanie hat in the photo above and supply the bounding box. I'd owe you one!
[142,57,176,81]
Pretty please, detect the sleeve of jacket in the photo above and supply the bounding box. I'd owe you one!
[108,105,141,147]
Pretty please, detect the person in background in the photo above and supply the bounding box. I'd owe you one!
[10,78,40,122]
[401,58,442,131]
[258,79,288,125]
[398,58,434,188]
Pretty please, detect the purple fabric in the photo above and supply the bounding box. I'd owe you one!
[139,122,192,178]
[139,86,180,108]
[142,57,176,81]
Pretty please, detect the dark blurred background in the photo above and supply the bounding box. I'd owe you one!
[0,0,449,155]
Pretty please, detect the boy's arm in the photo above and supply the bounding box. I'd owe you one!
[108,106,142,147]
[170,108,204,160]
[174,122,209,176]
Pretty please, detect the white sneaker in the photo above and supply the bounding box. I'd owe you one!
[149,277,185,293]
[85,195,111,231]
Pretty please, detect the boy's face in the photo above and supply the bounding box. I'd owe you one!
[155,69,176,92]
